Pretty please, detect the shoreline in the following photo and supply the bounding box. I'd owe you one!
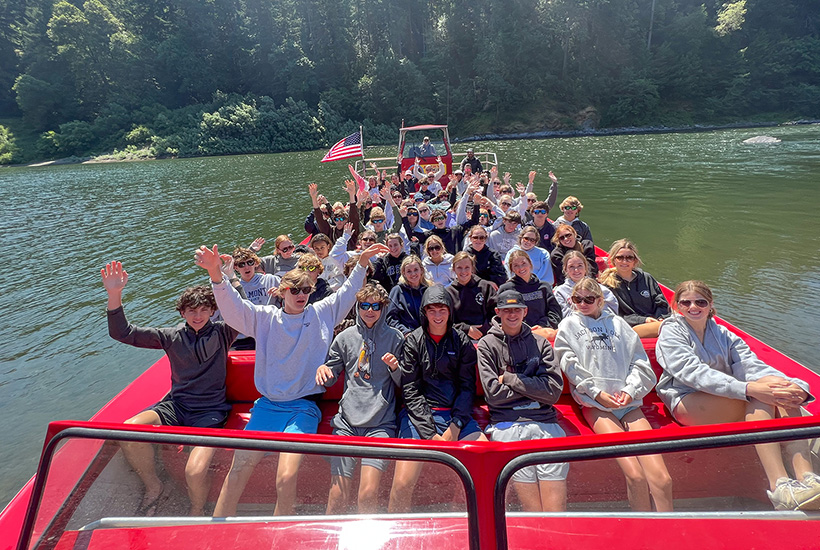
[6,118,819,169]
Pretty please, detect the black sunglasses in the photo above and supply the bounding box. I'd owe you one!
[235,260,256,268]
[287,287,312,295]
[678,299,709,308]
[571,295,598,304]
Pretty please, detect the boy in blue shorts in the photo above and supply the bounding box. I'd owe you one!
[102,261,239,516]
[315,283,404,513]
[196,241,388,517]
[386,285,488,513]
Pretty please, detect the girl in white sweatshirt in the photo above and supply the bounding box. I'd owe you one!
[554,278,673,512]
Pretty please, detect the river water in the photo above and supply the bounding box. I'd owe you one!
[1,125,819,507]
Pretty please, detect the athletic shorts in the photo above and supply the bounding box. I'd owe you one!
[398,408,481,440]
[486,421,569,483]
[245,396,321,434]
[329,415,395,477]
[150,396,228,429]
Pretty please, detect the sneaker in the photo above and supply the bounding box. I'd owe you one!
[802,473,820,491]
[767,477,820,511]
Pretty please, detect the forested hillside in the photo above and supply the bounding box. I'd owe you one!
[0,0,817,163]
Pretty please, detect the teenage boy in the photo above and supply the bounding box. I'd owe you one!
[230,247,280,349]
[196,242,388,517]
[488,210,522,257]
[387,286,488,513]
[102,261,238,517]
[315,283,404,514]
[477,289,568,512]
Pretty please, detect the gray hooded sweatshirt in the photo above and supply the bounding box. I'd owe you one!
[322,302,404,427]
[554,309,656,412]
[655,313,812,412]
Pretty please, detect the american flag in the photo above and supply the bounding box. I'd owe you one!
[321,132,363,163]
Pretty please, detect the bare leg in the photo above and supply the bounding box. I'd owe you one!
[121,411,163,506]
[622,410,674,512]
[583,408,651,511]
[778,406,815,479]
[513,480,543,512]
[357,465,384,514]
[460,430,488,442]
[388,460,424,513]
[213,449,265,517]
[185,446,217,516]
[274,452,304,515]
[631,321,662,339]
[538,480,567,512]
[326,475,352,515]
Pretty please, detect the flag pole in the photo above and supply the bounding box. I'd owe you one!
[360,125,365,177]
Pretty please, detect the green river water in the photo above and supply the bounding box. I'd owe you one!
[1,125,819,507]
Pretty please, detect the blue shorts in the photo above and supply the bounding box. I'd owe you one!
[398,408,481,440]
[245,397,321,434]
[611,403,642,421]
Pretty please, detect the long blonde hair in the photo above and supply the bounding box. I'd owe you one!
[398,255,433,287]
[599,239,642,289]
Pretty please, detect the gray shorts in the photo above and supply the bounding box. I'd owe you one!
[330,415,395,478]
[486,421,569,483]
[611,402,642,421]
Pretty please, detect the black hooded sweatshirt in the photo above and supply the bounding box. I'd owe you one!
[400,285,478,439]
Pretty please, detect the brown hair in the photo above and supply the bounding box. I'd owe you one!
[452,251,476,272]
[519,226,540,246]
[469,224,489,239]
[356,282,389,305]
[672,280,716,319]
[279,269,314,294]
[600,239,642,289]
[507,249,533,275]
[176,285,217,313]
[296,253,323,274]
[310,233,332,248]
[231,247,260,265]
[273,235,294,256]
[551,223,580,249]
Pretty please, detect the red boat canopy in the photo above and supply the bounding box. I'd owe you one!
[400,124,448,131]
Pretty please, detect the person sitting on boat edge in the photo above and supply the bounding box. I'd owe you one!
[102,261,240,517]
[553,195,593,245]
[498,250,562,341]
[656,280,820,511]
[554,250,618,317]
[316,283,404,514]
[478,289,568,512]
[599,239,669,338]
[196,241,388,517]
[387,285,488,513]
[461,148,482,175]
[554,278,674,512]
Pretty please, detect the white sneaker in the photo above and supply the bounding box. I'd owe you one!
[802,473,820,491]
[767,477,820,511]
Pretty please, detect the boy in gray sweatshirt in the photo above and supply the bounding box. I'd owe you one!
[316,283,404,514]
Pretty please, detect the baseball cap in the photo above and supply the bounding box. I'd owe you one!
[496,290,527,309]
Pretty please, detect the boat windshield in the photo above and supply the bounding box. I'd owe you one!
[402,130,448,159]
[18,418,820,550]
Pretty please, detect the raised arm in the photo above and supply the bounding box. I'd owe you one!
[546,171,558,212]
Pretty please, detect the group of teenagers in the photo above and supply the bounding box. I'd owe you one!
[101,159,820,519]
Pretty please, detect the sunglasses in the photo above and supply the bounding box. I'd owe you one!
[533,209,547,215]
[678,299,709,308]
[414,197,424,202]
[279,245,295,253]
[334,217,347,222]
[235,260,256,268]
[614,255,637,262]
[407,211,419,217]
[359,302,382,311]
[571,295,598,304]
[300,265,319,272]
[521,236,537,243]
[471,235,487,241]
[427,245,442,252]
[558,233,574,240]
[500,202,512,207]
[479,213,489,218]
[418,209,430,213]
[527,198,536,202]
[360,236,376,242]
[287,287,312,295]
[562,205,578,211]
[371,218,385,224]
